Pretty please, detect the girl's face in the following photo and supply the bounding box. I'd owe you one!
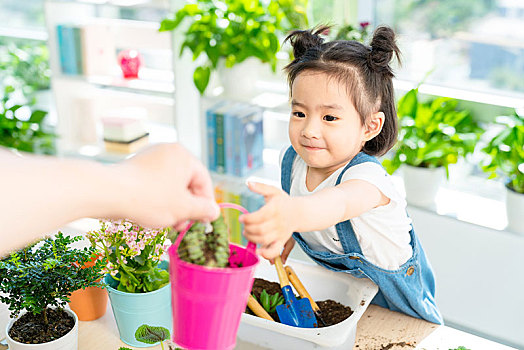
[289,71,371,176]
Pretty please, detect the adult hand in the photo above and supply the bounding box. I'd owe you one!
[116,143,220,229]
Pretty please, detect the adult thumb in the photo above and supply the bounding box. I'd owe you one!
[247,181,282,199]
[184,196,220,222]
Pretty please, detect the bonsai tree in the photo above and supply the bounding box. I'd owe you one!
[159,0,308,94]
[87,220,170,293]
[383,87,483,177]
[0,233,104,344]
[174,215,230,267]
[481,110,524,194]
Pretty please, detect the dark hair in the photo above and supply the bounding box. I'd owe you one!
[283,25,401,156]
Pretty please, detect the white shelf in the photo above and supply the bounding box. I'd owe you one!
[54,67,174,96]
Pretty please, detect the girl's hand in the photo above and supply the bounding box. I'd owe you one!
[239,182,296,260]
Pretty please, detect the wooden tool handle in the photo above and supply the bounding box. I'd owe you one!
[285,265,320,312]
[247,295,274,321]
[274,256,290,288]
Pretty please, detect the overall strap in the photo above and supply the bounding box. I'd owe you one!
[334,152,381,254]
[281,146,297,194]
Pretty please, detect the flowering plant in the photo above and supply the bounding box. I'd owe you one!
[87,220,170,293]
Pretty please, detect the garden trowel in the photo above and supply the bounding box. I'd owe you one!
[285,265,328,327]
[274,256,317,328]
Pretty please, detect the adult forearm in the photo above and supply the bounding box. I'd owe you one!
[0,154,127,254]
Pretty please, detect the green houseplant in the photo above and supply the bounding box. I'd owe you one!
[0,233,104,348]
[159,0,308,94]
[0,85,55,154]
[382,87,483,206]
[481,110,524,233]
[87,219,172,347]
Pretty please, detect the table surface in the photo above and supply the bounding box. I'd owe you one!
[1,300,515,350]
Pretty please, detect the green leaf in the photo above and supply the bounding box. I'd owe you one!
[193,65,211,95]
[135,324,171,344]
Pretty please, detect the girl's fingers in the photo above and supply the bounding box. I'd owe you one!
[258,242,283,260]
[247,182,282,199]
[239,205,272,225]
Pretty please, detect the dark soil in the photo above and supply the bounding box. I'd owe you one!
[246,277,353,327]
[8,308,74,344]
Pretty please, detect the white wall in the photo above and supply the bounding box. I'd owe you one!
[410,206,524,348]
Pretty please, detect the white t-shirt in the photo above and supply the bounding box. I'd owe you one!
[282,150,413,270]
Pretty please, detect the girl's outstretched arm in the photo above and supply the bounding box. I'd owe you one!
[0,143,219,255]
[239,181,389,260]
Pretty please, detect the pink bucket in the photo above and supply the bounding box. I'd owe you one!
[168,203,259,350]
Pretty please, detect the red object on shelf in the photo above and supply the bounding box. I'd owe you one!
[117,49,142,79]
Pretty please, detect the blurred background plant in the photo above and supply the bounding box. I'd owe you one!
[383,86,484,177]
[0,40,55,154]
[159,0,308,94]
[481,110,524,194]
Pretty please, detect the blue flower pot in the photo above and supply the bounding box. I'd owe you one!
[105,262,172,347]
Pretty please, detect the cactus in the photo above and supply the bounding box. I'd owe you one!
[177,215,230,268]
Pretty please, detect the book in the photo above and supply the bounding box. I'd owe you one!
[235,106,264,177]
[205,101,228,172]
[57,24,81,75]
[212,102,245,174]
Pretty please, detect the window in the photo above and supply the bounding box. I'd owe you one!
[373,0,524,101]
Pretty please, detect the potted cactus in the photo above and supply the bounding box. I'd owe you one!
[168,204,259,350]
[481,110,524,234]
[0,233,104,350]
[174,216,230,267]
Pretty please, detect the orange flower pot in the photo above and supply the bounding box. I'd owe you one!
[68,254,108,321]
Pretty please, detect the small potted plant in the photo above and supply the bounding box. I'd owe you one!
[481,110,524,234]
[0,233,104,350]
[67,252,109,321]
[383,87,483,206]
[87,219,171,348]
[159,0,308,96]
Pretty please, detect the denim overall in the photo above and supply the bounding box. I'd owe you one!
[281,146,443,324]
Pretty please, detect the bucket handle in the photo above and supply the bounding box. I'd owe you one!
[173,202,256,255]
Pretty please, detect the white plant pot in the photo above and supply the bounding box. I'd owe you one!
[6,309,78,350]
[402,165,445,207]
[237,259,378,350]
[506,186,524,234]
[218,58,260,99]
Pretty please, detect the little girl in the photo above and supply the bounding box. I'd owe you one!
[239,25,443,324]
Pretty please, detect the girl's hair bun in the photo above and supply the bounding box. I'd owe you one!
[368,26,401,75]
[284,25,330,60]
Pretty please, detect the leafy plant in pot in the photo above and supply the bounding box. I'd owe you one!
[0,233,104,349]
[159,0,308,96]
[481,110,524,234]
[382,87,483,207]
[86,220,172,348]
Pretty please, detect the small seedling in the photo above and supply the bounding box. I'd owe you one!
[258,289,285,314]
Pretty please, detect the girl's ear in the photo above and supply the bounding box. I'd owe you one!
[364,111,385,141]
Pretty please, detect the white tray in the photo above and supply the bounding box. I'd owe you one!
[237,258,378,349]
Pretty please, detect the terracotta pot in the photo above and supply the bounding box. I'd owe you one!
[68,254,108,321]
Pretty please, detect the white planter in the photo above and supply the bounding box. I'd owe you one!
[506,186,524,234]
[218,58,260,99]
[237,259,378,350]
[6,309,78,350]
[402,165,446,207]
